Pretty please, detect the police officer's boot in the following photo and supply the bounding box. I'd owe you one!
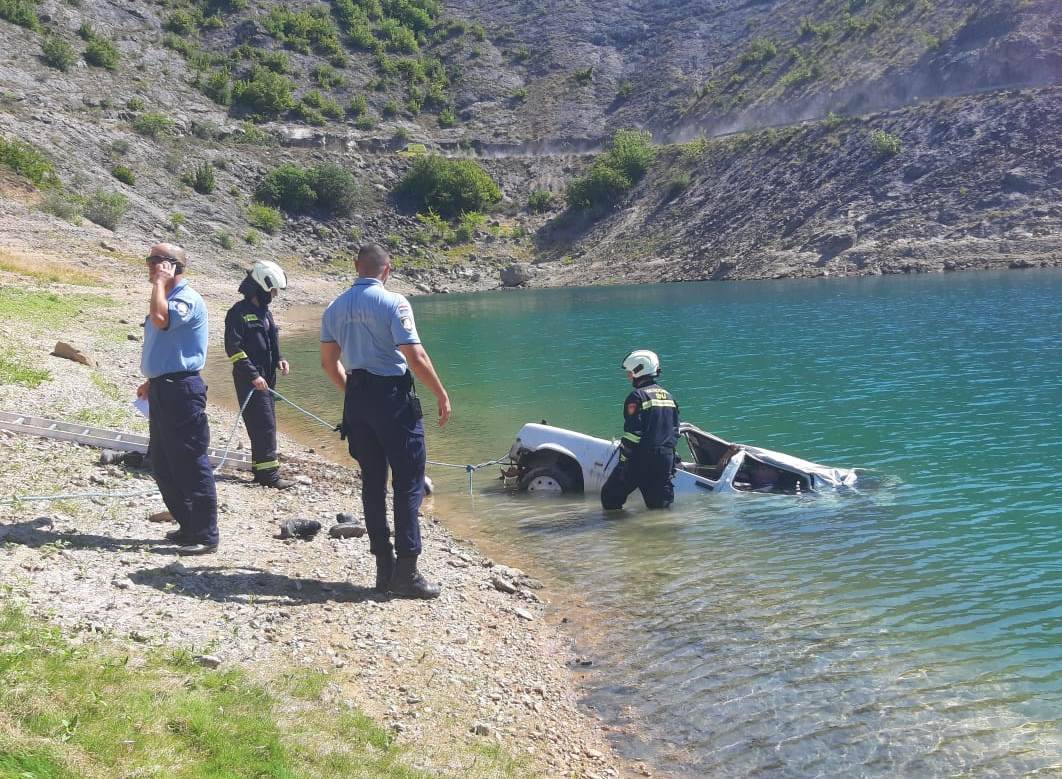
[388,556,441,599]
[374,551,396,593]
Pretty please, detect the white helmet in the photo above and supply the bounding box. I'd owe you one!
[250,259,287,293]
[621,349,660,378]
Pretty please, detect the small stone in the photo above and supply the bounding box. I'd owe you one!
[335,512,356,524]
[471,722,492,737]
[147,511,175,523]
[194,654,221,669]
[513,608,533,621]
[328,523,365,539]
[294,474,312,485]
[51,341,96,368]
[491,575,517,594]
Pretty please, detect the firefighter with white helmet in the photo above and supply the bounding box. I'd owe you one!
[601,349,681,510]
[224,260,292,489]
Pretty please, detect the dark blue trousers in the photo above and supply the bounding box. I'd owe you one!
[148,374,218,545]
[233,376,279,483]
[601,447,675,510]
[342,372,426,558]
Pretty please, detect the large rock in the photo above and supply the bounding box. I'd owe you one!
[809,227,857,259]
[1002,167,1045,194]
[499,263,532,287]
[51,341,96,368]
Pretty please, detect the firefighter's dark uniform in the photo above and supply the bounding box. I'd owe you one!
[601,376,680,510]
[224,298,283,484]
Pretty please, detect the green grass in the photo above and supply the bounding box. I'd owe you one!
[0,354,50,388]
[89,372,122,401]
[0,289,116,329]
[71,407,130,429]
[0,605,436,778]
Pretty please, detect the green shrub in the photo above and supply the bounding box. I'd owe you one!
[165,9,201,36]
[378,18,418,53]
[869,129,901,157]
[126,96,145,111]
[312,63,344,88]
[354,113,376,130]
[394,155,501,218]
[262,6,342,58]
[739,37,777,66]
[202,69,232,105]
[41,34,77,72]
[131,112,174,138]
[247,203,283,233]
[0,137,60,188]
[39,189,83,222]
[84,190,129,230]
[454,210,484,243]
[0,0,40,31]
[413,209,454,244]
[233,66,295,116]
[347,94,368,116]
[511,87,528,103]
[232,121,274,145]
[383,99,400,117]
[77,22,94,40]
[217,231,236,249]
[110,164,135,185]
[573,66,593,85]
[528,189,552,213]
[616,80,633,99]
[664,172,691,200]
[292,103,326,126]
[438,106,457,128]
[258,50,291,74]
[168,211,186,232]
[244,229,262,245]
[254,162,358,216]
[84,36,120,70]
[605,128,655,180]
[183,161,216,194]
[566,162,631,210]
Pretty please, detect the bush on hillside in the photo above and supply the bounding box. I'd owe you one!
[0,0,41,31]
[565,129,656,211]
[41,34,77,72]
[202,69,232,105]
[393,155,501,218]
[247,203,283,234]
[869,129,901,157]
[132,112,174,139]
[110,164,135,185]
[84,190,129,231]
[233,66,296,117]
[83,36,120,70]
[527,189,553,213]
[254,162,358,217]
[183,161,216,195]
[0,137,60,188]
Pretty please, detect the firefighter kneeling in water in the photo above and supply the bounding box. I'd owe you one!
[601,349,680,510]
[225,260,292,489]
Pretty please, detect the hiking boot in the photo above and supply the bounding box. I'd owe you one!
[175,542,218,556]
[261,476,294,490]
[374,551,396,593]
[388,556,441,600]
[164,528,191,543]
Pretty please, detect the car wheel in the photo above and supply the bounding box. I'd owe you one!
[518,465,574,495]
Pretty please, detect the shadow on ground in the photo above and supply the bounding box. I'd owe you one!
[129,565,380,605]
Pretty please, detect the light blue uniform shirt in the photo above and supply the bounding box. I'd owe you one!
[320,278,421,377]
[140,280,209,378]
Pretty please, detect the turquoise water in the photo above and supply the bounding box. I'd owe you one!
[235,270,1062,776]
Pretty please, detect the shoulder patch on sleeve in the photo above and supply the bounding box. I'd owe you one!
[626,402,638,416]
[174,300,190,317]
[399,314,414,332]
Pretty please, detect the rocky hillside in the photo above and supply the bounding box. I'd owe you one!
[0,0,1059,292]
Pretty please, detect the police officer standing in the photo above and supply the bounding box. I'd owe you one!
[224,260,292,490]
[320,244,451,599]
[601,349,680,511]
[135,243,219,554]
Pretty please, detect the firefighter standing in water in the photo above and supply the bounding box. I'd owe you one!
[224,260,292,489]
[601,349,681,510]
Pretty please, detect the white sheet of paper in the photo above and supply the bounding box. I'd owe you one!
[132,397,150,419]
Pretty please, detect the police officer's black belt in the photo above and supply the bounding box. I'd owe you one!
[154,370,200,381]
[346,369,412,386]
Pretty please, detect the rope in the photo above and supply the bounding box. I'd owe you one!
[426,453,510,494]
[270,388,339,432]
[213,389,257,472]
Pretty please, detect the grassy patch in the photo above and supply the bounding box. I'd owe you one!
[0,289,115,329]
[0,354,49,388]
[89,371,122,401]
[0,250,101,286]
[71,407,129,428]
[0,605,437,778]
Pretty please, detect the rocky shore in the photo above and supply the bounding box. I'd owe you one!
[0,235,637,777]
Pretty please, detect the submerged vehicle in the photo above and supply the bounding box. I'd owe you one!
[506,422,857,498]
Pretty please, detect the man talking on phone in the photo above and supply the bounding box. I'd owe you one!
[135,243,219,555]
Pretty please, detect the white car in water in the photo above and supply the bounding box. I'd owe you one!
[506,422,857,498]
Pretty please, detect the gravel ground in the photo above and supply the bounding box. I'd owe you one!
[0,228,642,777]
